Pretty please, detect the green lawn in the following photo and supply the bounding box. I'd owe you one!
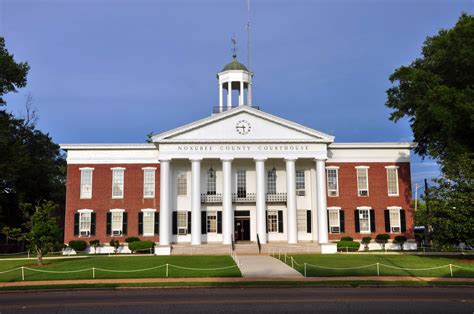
[0,255,241,282]
[279,254,474,278]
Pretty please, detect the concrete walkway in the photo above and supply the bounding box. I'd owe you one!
[237,255,303,277]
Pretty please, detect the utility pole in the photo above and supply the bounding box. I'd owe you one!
[424,179,431,246]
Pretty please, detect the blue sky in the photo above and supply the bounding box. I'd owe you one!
[1,0,472,190]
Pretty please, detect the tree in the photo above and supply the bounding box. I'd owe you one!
[385,13,474,172]
[22,201,62,265]
[0,37,30,105]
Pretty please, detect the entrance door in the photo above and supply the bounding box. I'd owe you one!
[234,218,250,242]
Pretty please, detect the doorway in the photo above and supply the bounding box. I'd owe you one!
[234,218,250,242]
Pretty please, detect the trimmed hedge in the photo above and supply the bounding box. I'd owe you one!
[340,236,353,241]
[68,240,87,252]
[125,237,140,243]
[337,241,360,252]
[128,240,155,253]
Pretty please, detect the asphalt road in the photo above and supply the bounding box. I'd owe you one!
[0,286,472,313]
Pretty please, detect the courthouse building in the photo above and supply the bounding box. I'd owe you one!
[61,55,414,254]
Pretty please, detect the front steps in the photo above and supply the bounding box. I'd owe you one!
[170,242,321,255]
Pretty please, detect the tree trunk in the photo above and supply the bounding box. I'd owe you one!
[37,249,43,266]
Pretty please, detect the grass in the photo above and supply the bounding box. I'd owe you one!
[279,254,474,278]
[0,255,241,282]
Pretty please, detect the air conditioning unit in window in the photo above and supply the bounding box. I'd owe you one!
[112,230,122,236]
[330,226,340,233]
[391,227,400,233]
[178,228,187,235]
[328,190,338,197]
[359,190,368,197]
[79,231,90,237]
[296,190,306,196]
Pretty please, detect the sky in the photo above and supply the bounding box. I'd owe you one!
[1,0,472,192]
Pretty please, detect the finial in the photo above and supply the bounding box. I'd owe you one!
[231,35,237,59]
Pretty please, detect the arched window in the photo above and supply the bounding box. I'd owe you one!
[207,167,216,195]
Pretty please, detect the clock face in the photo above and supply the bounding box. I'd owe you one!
[235,120,251,135]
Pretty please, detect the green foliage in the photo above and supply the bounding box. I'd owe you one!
[361,237,372,244]
[89,240,100,247]
[0,37,30,105]
[375,234,390,250]
[125,237,140,243]
[394,236,408,250]
[128,240,155,253]
[385,13,474,171]
[109,239,120,253]
[1,226,22,244]
[22,201,62,265]
[337,241,360,252]
[340,236,353,241]
[68,240,87,252]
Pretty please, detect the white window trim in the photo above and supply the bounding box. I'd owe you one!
[111,167,125,199]
[177,210,188,235]
[141,208,156,237]
[389,208,402,233]
[142,167,156,199]
[326,167,339,197]
[177,170,188,197]
[79,168,94,199]
[207,211,218,234]
[78,209,93,236]
[295,170,305,191]
[385,166,400,197]
[267,210,279,233]
[328,209,340,234]
[357,207,371,234]
[110,209,124,235]
[356,167,369,197]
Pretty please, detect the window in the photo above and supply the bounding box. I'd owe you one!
[267,210,278,233]
[79,211,91,235]
[386,166,399,196]
[112,168,125,198]
[296,170,305,195]
[359,209,370,233]
[207,211,217,233]
[207,168,216,195]
[111,211,123,235]
[328,209,340,233]
[143,211,155,236]
[237,170,246,197]
[177,171,187,196]
[389,208,401,232]
[143,168,156,198]
[327,167,339,197]
[80,168,93,199]
[267,169,276,194]
[356,167,369,196]
[177,211,188,234]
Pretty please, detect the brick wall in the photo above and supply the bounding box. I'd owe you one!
[326,162,413,240]
[64,164,160,244]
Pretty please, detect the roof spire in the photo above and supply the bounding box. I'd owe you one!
[231,35,237,59]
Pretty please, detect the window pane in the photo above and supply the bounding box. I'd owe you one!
[80,212,91,232]
[328,210,339,227]
[143,211,154,235]
[112,169,124,198]
[207,211,217,233]
[387,168,399,196]
[267,169,276,194]
[207,169,216,195]
[296,170,305,190]
[237,170,246,197]
[177,211,187,229]
[359,209,370,232]
[80,169,92,198]
[390,209,400,228]
[144,169,155,197]
[267,211,278,232]
[111,212,123,232]
[357,168,368,196]
[327,169,338,196]
[177,171,187,196]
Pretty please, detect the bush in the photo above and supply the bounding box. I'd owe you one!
[337,241,360,252]
[125,237,140,243]
[128,240,155,253]
[68,240,87,252]
[340,236,353,241]
[109,239,120,253]
[394,235,408,250]
[361,237,372,244]
[375,234,391,250]
[89,239,100,247]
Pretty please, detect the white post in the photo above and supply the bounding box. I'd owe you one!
[219,82,223,112]
[191,159,202,245]
[248,81,252,106]
[255,158,267,244]
[159,159,171,246]
[286,158,297,244]
[316,158,329,244]
[222,158,233,245]
[227,81,232,109]
[239,80,244,106]
[21,266,24,281]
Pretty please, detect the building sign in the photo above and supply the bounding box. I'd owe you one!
[176,144,311,152]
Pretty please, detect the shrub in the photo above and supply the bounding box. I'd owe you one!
[68,240,87,252]
[128,240,155,253]
[375,234,390,250]
[89,239,100,247]
[337,241,360,252]
[361,237,372,251]
[125,237,140,243]
[340,236,353,241]
[394,235,408,250]
[109,239,120,253]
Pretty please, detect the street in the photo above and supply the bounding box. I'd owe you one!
[0,286,472,313]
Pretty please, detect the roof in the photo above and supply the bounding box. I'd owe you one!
[221,55,249,72]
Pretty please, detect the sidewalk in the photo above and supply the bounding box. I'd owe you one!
[238,255,303,277]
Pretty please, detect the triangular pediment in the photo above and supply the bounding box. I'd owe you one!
[152,106,334,143]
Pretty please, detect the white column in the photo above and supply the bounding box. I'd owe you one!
[219,83,223,111]
[239,80,244,106]
[159,159,171,246]
[222,158,233,244]
[316,158,329,243]
[227,82,232,108]
[248,82,252,106]
[255,158,267,244]
[191,159,202,245]
[286,158,297,244]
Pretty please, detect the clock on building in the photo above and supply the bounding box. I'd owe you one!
[235,120,251,135]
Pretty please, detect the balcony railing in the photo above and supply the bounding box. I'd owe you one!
[266,193,287,203]
[213,105,260,114]
[232,192,256,203]
[201,193,223,203]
